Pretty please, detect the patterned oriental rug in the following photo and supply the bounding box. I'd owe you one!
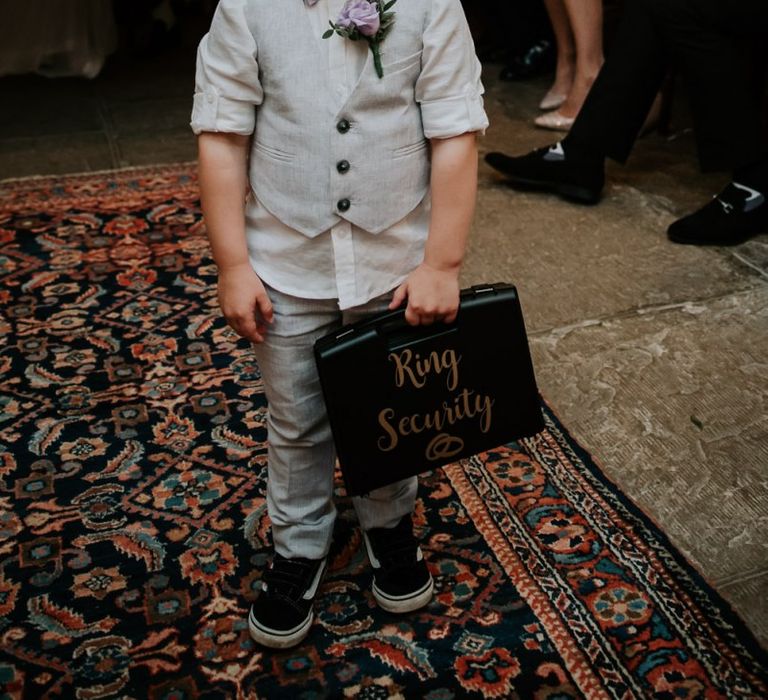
[0,164,766,700]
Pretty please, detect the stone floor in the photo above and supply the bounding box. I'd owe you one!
[1,48,766,647]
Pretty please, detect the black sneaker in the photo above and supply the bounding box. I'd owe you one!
[485,143,604,204]
[363,515,434,614]
[667,182,768,246]
[248,553,326,649]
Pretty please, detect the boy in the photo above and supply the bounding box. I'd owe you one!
[191,0,488,649]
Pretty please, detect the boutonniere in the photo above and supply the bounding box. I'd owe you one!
[322,0,398,79]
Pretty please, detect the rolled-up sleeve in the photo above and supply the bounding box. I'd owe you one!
[415,0,489,139]
[190,0,263,136]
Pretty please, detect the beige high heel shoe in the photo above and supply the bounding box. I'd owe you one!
[539,91,567,111]
[534,110,575,131]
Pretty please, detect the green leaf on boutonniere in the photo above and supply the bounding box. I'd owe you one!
[323,0,398,78]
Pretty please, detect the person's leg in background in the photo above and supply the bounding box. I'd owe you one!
[535,0,604,129]
[538,0,575,110]
[558,0,604,116]
[486,0,667,202]
[562,0,666,164]
[648,0,768,244]
[649,0,764,173]
[486,0,768,244]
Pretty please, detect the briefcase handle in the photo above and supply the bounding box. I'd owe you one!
[372,284,514,349]
[377,313,459,351]
[322,283,516,350]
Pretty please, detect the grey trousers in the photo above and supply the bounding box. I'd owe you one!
[250,285,418,560]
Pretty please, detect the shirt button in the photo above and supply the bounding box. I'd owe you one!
[337,119,350,134]
[206,92,215,103]
[337,198,351,212]
[336,159,350,174]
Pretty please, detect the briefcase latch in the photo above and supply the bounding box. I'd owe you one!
[334,328,356,341]
[470,284,496,296]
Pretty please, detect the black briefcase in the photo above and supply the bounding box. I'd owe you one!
[314,283,544,496]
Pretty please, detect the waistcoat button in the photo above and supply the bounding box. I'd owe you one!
[337,119,350,133]
[337,160,350,174]
[337,198,351,212]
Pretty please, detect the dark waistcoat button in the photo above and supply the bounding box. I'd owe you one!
[337,160,350,174]
[337,198,351,212]
[337,119,350,133]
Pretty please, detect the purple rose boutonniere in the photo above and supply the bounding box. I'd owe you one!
[323,0,398,79]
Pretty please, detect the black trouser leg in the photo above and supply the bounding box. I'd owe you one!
[564,0,667,164]
[566,0,767,172]
[649,0,767,172]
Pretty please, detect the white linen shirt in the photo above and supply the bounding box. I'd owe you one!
[191,0,488,310]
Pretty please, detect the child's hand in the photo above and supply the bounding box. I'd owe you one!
[217,263,274,343]
[389,263,460,326]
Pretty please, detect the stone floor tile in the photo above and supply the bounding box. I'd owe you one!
[732,239,768,278]
[0,133,115,179]
[461,185,764,331]
[527,287,768,641]
[105,96,195,135]
[0,88,103,139]
[94,51,197,100]
[711,570,768,646]
[113,129,197,167]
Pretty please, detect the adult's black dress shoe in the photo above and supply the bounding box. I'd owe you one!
[667,182,768,246]
[485,145,605,205]
[499,39,555,82]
